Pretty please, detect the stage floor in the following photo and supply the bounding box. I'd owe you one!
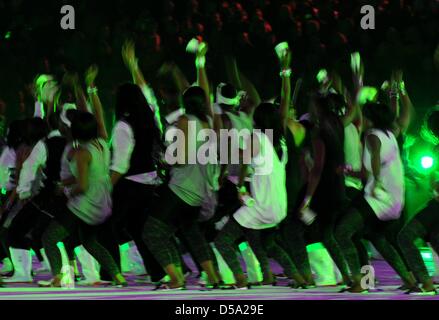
[0,259,438,300]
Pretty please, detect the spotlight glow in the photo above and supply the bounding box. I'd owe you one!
[421,156,434,169]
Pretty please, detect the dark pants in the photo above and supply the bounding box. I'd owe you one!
[215,217,299,279]
[336,196,411,282]
[106,179,165,282]
[398,200,439,284]
[42,205,120,277]
[143,186,214,270]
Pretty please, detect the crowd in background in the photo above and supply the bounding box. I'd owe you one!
[1,0,438,127]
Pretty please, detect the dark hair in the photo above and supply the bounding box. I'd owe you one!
[115,83,150,122]
[24,118,49,145]
[219,83,237,99]
[71,111,98,142]
[182,86,209,122]
[48,112,60,131]
[6,119,27,149]
[362,102,395,132]
[253,102,284,159]
[326,93,347,117]
[116,82,159,133]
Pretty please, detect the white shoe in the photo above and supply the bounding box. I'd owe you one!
[135,275,152,284]
[0,258,13,275]
[3,249,33,283]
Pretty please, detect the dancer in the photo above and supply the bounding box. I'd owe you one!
[40,66,127,287]
[105,40,166,284]
[296,94,351,285]
[2,118,48,283]
[143,42,221,290]
[335,102,416,293]
[398,108,439,295]
[215,48,307,289]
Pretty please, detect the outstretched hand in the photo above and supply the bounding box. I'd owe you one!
[279,49,291,69]
[196,42,209,58]
[122,40,137,70]
[85,65,99,87]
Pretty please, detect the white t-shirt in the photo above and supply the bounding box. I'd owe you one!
[0,147,16,191]
[17,140,47,200]
[234,132,288,230]
[110,121,160,185]
[363,129,405,221]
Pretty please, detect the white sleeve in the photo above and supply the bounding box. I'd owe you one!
[110,121,134,175]
[0,148,12,190]
[34,101,45,119]
[17,141,47,200]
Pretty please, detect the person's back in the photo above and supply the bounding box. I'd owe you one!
[234,131,288,229]
[68,138,112,225]
[44,135,67,191]
[312,115,346,212]
[169,115,219,207]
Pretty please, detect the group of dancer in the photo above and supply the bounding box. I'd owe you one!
[0,38,438,295]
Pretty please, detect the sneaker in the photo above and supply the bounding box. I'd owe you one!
[135,275,152,284]
[405,287,437,296]
[274,273,288,280]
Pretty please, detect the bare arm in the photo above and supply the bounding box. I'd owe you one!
[366,134,382,183]
[224,56,261,117]
[279,50,292,131]
[85,65,108,140]
[300,136,325,211]
[195,43,213,119]
[122,40,148,88]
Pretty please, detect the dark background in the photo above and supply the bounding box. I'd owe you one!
[0,0,438,132]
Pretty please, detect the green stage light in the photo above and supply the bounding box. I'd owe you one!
[421,156,434,169]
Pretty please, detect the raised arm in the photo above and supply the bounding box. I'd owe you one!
[195,42,212,117]
[394,70,413,134]
[85,65,108,140]
[122,40,148,89]
[366,134,382,193]
[278,49,292,131]
[122,40,163,133]
[224,56,261,117]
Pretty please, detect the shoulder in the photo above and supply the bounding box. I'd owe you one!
[74,146,92,162]
[176,115,190,128]
[366,132,382,149]
[114,120,133,134]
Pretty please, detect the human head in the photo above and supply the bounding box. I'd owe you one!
[253,102,284,155]
[115,83,149,121]
[182,86,208,122]
[71,111,98,143]
[6,119,27,149]
[24,117,49,146]
[216,83,240,111]
[362,102,395,132]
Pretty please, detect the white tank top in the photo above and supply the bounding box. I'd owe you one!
[363,129,405,221]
